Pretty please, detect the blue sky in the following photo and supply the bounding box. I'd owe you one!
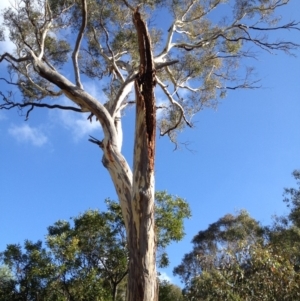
[0,0,300,285]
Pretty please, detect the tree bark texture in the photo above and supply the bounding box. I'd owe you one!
[126,9,157,301]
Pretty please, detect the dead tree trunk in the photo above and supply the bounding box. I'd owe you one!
[126,9,157,301]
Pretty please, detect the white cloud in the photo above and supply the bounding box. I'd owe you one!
[8,124,48,147]
[82,81,106,103]
[155,88,171,120]
[158,271,172,282]
[60,110,102,141]
[50,97,102,142]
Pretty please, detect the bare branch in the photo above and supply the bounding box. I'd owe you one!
[0,98,82,113]
[0,52,31,63]
[38,10,53,59]
[72,0,87,89]
[165,65,177,87]
[108,80,134,117]
[214,67,262,91]
[246,21,300,32]
[216,80,261,90]
[155,60,179,69]
[0,91,83,120]
[0,77,19,86]
[98,15,125,83]
[170,20,300,55]
[156,76,192,136]
[219,34,299,53]
[155,22,176,62]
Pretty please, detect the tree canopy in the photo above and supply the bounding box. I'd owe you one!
[0,0,298,141]
[174,170,300,301]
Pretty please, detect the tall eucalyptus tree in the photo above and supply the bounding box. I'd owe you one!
[0,0,299,300]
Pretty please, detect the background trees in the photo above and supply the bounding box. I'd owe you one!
[0,192,190,301]
[174,170,300,301]
[158,279,185,301]
[0,265,15,301]
[3,171,300,300]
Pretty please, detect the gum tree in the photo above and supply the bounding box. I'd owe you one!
[0,0,299,300]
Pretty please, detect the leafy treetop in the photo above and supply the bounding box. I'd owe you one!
[0,0,298,142]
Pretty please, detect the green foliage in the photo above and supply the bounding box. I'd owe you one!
[0,265,13,282]
[155,191,191,267]
[44,37,71,67]
[0,192,190,300]
[46,208,127,301]
[175,172,300,301]
[0,241,57,301]
[0,265,15,301]
[182,243,300,301]
[174,211,264,285]
[158,279,185,301]
[157,202,186,235]
[267,170,300,272]
[283,170,300,227]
